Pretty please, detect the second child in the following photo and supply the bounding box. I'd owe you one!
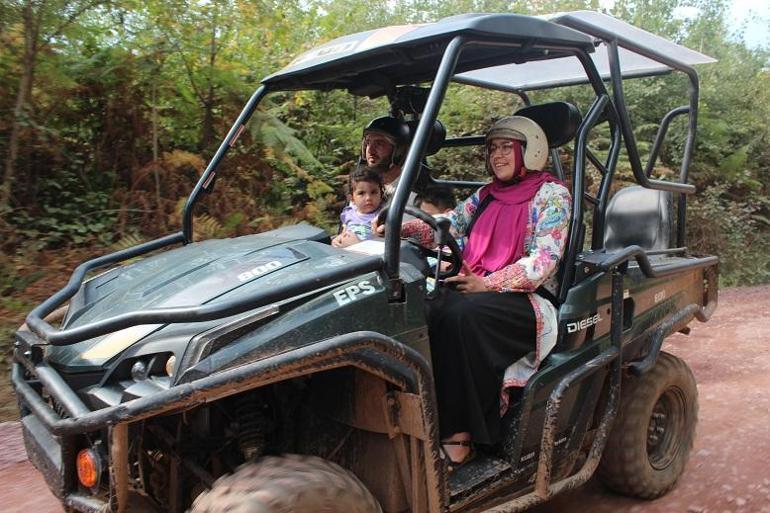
[415,186,455,217]
[416,186,465,253]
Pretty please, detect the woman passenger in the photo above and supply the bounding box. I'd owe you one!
[388,116,572,469]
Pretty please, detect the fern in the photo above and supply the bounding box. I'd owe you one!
[193,214,224,241]
[111,233,147,251]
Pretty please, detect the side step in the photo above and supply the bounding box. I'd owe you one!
[449,454,512,505]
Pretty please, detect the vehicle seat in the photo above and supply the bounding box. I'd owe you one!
[409,119,446,192]
[514,101,583,304]
[604,186,673,251]
[515,101,582,149]
[407,119,446,156]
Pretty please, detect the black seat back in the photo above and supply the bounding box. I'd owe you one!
[513,102,582,304]
[406,119,446,156]
[604,186,673,251]
[408,119,447,193]
[515,101,582,148]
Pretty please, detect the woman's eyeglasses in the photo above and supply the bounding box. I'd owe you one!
[486,141,517,156]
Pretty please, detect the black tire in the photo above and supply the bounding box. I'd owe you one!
[189,454,382,513]
[597,351,698,499]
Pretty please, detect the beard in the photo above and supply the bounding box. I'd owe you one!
[366,156,392,173]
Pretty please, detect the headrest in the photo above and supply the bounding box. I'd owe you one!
[514,102,582,148]
[407,119,446,156]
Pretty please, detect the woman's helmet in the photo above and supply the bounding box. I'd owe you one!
[485,116,548,171]
[361,116,411,168]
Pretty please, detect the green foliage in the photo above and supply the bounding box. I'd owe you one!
[11,170,117,246]
[252,110,322,168]
[0,0,767,287]
[0,242,48,315]
[688,184,770,286]
[0,263,43,303]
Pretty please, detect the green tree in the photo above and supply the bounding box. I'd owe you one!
[1,0,108,211]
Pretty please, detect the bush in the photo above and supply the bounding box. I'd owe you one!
[687,183,770,286]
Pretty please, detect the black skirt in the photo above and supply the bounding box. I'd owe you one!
[426,289,536,445]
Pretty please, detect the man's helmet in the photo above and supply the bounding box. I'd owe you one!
[361,116,411,168]
[485,116,548,171]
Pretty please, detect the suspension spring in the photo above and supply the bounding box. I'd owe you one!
[235,393,271,460]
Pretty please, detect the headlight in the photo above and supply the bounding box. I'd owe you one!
[165,355,177,377]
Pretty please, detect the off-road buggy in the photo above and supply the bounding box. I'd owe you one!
[12,11,719,513]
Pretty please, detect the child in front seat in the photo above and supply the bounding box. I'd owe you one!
[415,186,464,288]
[416,185,465,253]
[415,186,455,217]
[332,166,385,248]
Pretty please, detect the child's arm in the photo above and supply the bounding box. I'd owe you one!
[333,227,363,248]
[331,228,344,247]
[333,209,353,247]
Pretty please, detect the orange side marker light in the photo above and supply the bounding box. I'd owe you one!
[76,448,100,489]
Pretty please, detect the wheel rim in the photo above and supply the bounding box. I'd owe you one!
[646,386,687,470]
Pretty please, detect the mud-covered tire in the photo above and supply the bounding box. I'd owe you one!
[189,454,382,513]
[598,351,698,499]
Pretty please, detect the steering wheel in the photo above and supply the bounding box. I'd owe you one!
[379,206,463,280]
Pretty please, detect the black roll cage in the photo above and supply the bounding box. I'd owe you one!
[25,26,709,345]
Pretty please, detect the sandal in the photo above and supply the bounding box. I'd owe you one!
[440,440,476,472]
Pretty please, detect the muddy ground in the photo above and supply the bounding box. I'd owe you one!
[1,285,768,513]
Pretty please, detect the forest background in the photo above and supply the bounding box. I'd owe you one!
[0,0,768,415]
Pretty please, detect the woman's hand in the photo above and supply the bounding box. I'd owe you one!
[444,263,488,293]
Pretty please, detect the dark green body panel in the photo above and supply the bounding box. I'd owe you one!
[507,256,710,460]
[47,231,430,383]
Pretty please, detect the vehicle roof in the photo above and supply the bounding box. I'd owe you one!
[455,11,716,92]
[261,13,596,96]
[262,11,715,97]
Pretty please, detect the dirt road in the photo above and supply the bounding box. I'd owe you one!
[2,285,769,513]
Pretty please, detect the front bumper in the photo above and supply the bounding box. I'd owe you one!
[12,329,442,513]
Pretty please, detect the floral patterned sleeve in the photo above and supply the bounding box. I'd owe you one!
[483,183,572,292]
[400,187,484,245]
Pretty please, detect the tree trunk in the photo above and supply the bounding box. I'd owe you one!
[1,1,38,210]
[151,79,164,227]
[200,101,215,152]
[198,9,218,152]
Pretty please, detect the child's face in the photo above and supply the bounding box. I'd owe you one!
[351,180,382,214]
[419,201,451,216]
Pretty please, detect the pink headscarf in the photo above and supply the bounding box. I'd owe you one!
[463,167,562,277]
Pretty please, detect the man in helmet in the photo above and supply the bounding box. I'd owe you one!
[360,116,411,197]
[335,115,420,247]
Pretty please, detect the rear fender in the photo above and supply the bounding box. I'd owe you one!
[628,262,717,375]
